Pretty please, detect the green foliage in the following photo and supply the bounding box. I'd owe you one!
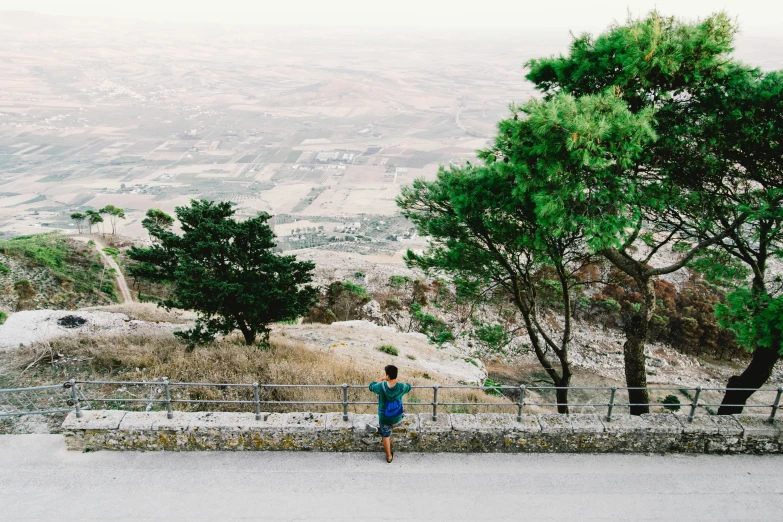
[716,290,783,355]
[0,311,7,324]
[659,394,681,412]
[597,298,621,312]
[528,11,783,375]
[378,344,399,356]
[99,205,126,235]
[128,200,317,347]
[388,275,412,288]
[384,298,402,311]
[0,262,9,274]
[102,247,120,258]
[70,212,86,233]
[84,210,103,233]
[410,303,454,346]
[317,280,371,321]
[142,209,174,234]
[334,280,368,300]
[471,321,512,355]
[483,378,503,397]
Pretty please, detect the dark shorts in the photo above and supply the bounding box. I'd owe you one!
[380,423,394,437]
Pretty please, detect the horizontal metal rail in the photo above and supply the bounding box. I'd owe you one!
[1,381,781,424]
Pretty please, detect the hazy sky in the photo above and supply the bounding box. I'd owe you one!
[3,0,782,35]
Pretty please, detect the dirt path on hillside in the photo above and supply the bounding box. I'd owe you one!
[73,236,133,304]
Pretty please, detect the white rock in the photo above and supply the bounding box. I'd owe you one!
[330,320,396,333]
[0,310,180,350]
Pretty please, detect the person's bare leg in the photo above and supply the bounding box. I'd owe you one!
[382,436,392,462]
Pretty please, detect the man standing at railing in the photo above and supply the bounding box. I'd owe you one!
[367,365,411,463]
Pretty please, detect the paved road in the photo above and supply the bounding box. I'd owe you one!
[1,435,781,521]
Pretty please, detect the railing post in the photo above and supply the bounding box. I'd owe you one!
[517,385,526,422]
[342,383,348,421]
[70,378,83,418]
[605,386,617,422]
[253,383,261,421]
[432,384,439,421]
[163,378,173,419]
[688,386,701,423]
[769,387,783,424]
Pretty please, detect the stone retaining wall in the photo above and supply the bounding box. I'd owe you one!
[62,410,783,454]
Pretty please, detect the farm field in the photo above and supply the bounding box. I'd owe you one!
[2,12,782,266]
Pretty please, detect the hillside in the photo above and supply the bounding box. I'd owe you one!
[0,233,119,316]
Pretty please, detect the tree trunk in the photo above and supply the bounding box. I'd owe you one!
[718,276,781,414]
[718,344,780,415]
[236,320,256,345]
[556,375,571,414]
[623,277,655,415]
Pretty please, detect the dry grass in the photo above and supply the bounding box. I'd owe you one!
[3,332,512,415]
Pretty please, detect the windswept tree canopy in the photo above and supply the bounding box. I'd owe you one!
[509,11,781,412]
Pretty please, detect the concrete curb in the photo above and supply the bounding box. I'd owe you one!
[62,411,783,453]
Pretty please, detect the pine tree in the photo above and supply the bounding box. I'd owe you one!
[128,200,317,347]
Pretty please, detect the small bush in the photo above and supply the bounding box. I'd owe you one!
[388,275,411,288]
[0,311,7,325]
[659,394,681,412]
[385,298,402,311]
[378,344,399,356]
[0,262,9,274]
[406,354,416,360]
[410,303,454,346]
[483,378,503,397]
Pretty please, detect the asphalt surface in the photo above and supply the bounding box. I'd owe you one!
[1,435,781,521]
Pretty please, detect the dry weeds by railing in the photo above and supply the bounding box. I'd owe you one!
[2,380,781,424]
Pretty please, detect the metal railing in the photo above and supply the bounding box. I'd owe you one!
[0,382,78,418]
[2,380,781,424]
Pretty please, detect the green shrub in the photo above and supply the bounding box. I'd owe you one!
[0,262,9,274]
[483,378,503,397]
[388,275,411,288]
[0,311,7,325]
[410,303,454,346]
[659,394,681,412]
[471,321,511,353]
[384,298,402,311]
[378,344,399,356]
[332,280,368,299]
[406,354,416,360]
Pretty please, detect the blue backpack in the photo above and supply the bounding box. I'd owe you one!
[383,398,404,418]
